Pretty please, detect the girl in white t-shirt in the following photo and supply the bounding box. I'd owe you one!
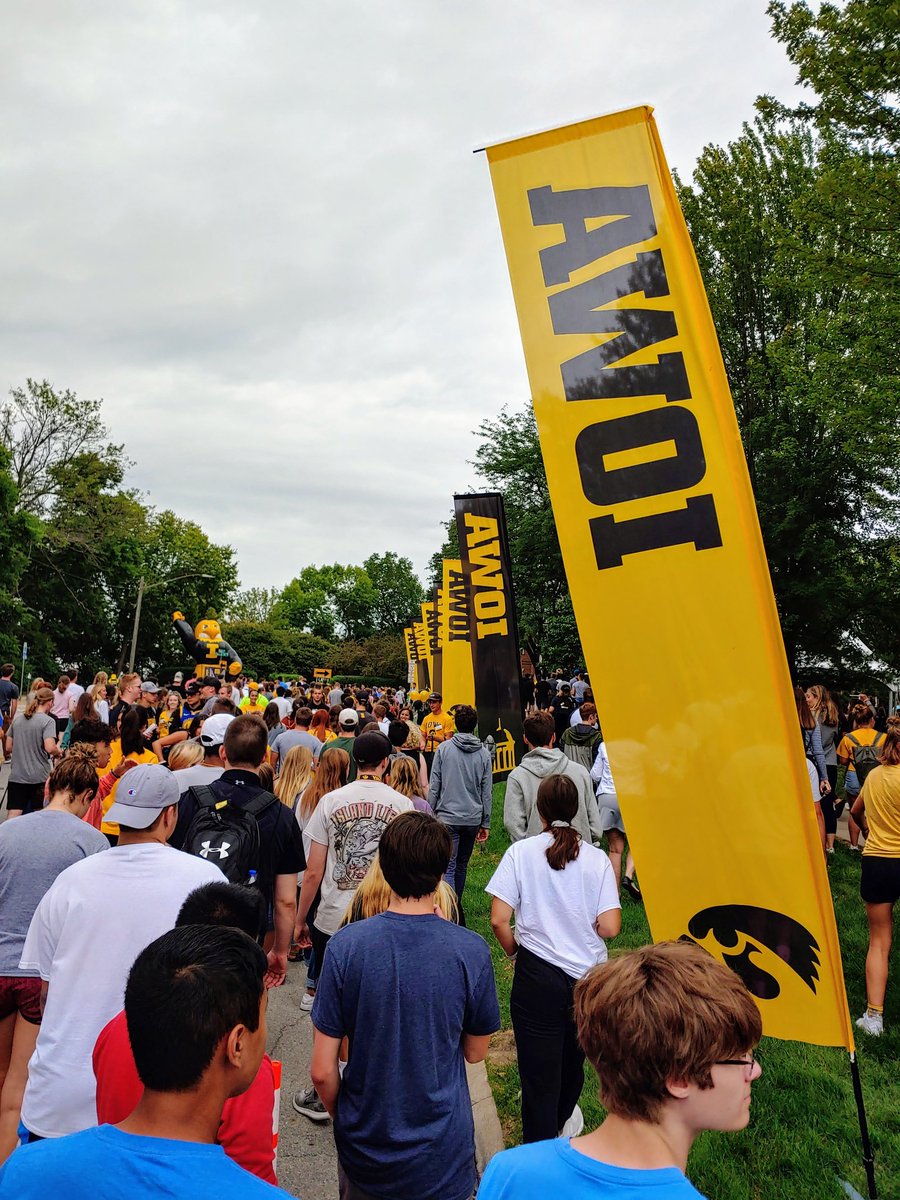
[486,775,621,1145]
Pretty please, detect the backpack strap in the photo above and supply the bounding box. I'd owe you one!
[847,733,860,748]
[187,784,225,811]
[243,789,280,819]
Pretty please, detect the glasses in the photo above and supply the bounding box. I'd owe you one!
[714,1050,759,1078]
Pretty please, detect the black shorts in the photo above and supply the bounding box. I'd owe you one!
[860,856,900,906]
[6,780,45,815]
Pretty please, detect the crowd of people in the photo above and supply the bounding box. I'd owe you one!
[0,658,896,1197]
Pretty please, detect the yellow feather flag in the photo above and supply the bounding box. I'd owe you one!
[484,105,853,1048]
[440,559,476,714]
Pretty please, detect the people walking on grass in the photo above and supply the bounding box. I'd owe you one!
[806,684,841,854]
[487,774,620,1143]
[590,740,641,901]
[851,716,900,1037]
[477,941,762,1200]
[839,702,884,852]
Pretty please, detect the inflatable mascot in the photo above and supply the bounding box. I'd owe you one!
[172,611,242,679]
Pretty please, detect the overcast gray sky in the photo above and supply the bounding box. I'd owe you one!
[2,1,803,590]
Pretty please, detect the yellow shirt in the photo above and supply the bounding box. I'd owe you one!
[421,711,455,752]
[837,727,883,764]
[860,764,900,858]
[240,698,267,717]
[102,748,159,835]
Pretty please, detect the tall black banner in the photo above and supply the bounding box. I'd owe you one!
[454,492,524,781]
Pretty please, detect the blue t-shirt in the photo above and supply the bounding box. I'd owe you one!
[313,910,500,1200]
[0,1125,290,1197]
[478,1138,706,1199]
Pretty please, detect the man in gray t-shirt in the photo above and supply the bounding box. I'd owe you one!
[272,707,322,772]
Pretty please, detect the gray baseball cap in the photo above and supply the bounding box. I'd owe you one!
[105,764,180,830]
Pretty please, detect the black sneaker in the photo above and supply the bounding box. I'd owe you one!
[292,1087,330,1122]
[622,875,642,902]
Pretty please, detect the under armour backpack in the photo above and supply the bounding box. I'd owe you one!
[181,784,279,885]
[848,732,885,789]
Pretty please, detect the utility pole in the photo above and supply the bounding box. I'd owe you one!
[128,576,146,674]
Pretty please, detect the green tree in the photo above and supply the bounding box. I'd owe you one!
[275,564,377,642]
[676,113,899,673]
[219,622,332,680]
[362,552,425,633]
[0,446,40,662]
[225,586,281,625]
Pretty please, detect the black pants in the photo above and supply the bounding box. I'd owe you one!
[310,921,332,982]
[822,764,839,834]
[510,945,584,1143]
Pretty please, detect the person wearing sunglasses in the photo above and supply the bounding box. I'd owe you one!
[478,941,762,1199]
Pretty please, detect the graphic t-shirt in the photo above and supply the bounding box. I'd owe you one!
[313,911,500,1200]
[860,764,900,858]
[304,781,414,934]
[477,1138,705,1199]
[486,832,620,980]
[0,1125,293,1199]
[421,711,455,752]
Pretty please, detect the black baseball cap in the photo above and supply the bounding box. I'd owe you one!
[353,730,392,768]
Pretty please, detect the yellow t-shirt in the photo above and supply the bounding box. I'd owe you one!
[837,727,883,765]
[102,748,160,835]
[860,764,900,858]
[421,711,455,752]
[240,698,267,717]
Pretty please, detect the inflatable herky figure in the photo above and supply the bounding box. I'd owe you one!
[172,612,242,679]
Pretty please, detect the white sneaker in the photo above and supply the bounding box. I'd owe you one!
[559,1104,584,1138]
[856,1011,883,1036]
[299,991,315,1012]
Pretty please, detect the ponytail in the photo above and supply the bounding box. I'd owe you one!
[24,687,54,718]
[881,716,900,766]
[536,774,581,871]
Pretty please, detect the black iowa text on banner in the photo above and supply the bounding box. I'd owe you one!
[484,106,852,1048]
[454,493,524,782]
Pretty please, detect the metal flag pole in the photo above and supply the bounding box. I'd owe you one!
[849,1051,877,1199]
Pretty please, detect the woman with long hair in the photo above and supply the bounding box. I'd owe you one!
[399,705,425,751]
[796,685,829,850]
[326,704,343,738]
[274,746,315,815]
[838,703,884,852]
[309,708,331,744]
[0,748,108,1162]
[487,774,621,1143]
[89,673,109,725]
[851,716,900,1036]
[806,684,841,853]
[386,755,433,814]
[6,688,61,819]
[339,850,458,925]
[101,708,158,843]
[59,691,98,751]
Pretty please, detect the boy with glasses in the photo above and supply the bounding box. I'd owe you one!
[478,941,762,1198]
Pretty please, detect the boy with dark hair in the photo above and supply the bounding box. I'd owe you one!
[478,941,762,1199]
[0,925,291,1197]
[92,882,278,1183]
[311,811,500,1200]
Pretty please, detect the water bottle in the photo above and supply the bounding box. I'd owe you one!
[247,870,257,887]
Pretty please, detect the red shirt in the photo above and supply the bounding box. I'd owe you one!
[92,1011,277,1185]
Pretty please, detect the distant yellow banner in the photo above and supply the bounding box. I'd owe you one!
[440,559,475,713]
[485,105,852,1048]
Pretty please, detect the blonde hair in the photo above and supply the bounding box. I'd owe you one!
[298,746,350,820]
[881,715,900,767]
[807,684,838,727]
[274,745,315,810]
[168,741,204,770]
[387,755,425,801]
[25,687,54,718]
[339,853,458,925]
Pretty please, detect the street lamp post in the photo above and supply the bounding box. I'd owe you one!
[127,573,214,673]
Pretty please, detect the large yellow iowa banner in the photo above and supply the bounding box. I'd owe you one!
[485,105,852,1048]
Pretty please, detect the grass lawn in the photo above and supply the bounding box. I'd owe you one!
[464,783,900,1200]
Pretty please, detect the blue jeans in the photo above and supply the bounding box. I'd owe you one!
[444,824,479,925]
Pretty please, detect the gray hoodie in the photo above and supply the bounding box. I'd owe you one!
[430,733,493,828]
[503,747,604,845]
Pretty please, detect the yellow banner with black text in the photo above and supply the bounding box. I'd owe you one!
[485,106,853,1048]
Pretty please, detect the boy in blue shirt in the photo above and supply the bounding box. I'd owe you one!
[478,941,762,1199]
[0,924,292,1199]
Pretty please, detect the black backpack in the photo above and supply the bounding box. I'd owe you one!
[848,732,885,788]
[182,784,279,885]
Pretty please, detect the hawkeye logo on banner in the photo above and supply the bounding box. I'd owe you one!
[440,559,475,714]
[485,106,852,1048]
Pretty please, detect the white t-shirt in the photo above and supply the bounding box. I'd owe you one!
[273,697,292,719]
[174,762,226,793]
[95,698,110,725]
[486,832,620,980]
[305,780,414,935]
[19,842,222,1137]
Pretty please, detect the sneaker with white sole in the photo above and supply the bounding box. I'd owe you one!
[299,991,315,1012]
[559,1104,584,1138]
[292,1087,330,1122]
[856,1011,884,1036]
